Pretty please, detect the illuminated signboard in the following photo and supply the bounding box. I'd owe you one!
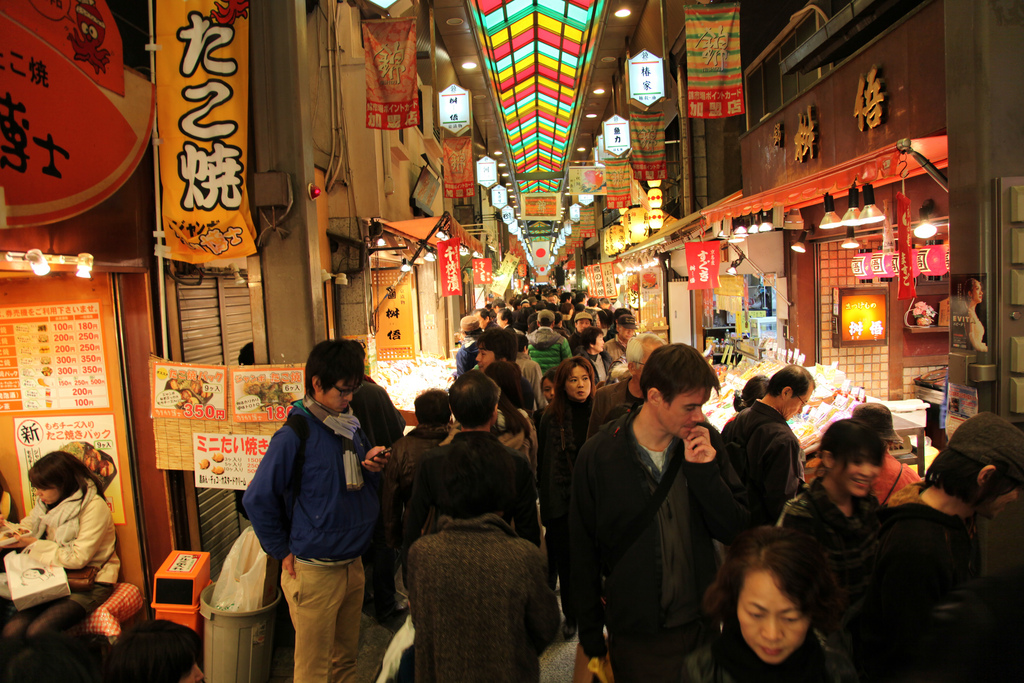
[834,287,888,348]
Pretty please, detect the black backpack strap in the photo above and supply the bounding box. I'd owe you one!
[285,413,309,530]
[606,446,687,571]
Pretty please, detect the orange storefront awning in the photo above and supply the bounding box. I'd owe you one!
[380,215,484,255]
[702,136,948,225]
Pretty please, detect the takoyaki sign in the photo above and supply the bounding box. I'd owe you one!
[152,362,227,420]
[193,432,269,490]
[230,365,305,423]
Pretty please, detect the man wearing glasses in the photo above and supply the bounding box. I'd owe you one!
[245,340,390,683]
[722,364,815,526]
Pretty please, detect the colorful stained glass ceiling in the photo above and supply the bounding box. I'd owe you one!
[471,0,604,196]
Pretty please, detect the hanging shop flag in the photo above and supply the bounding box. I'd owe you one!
[472,258,493,285]
[627,50,665,109]
[438,237,463,296]
[895,192,915,300]
[579,193,595,206]
[438,84,470,134]
[603,115,631,156]
[491,184,508,209]
[570,204,581,223]
[491,254,519,295]
[362,18,419,130]
[567,166,607,195]
[605,158,632,210]
[522,193,560,220]
[685,241,721,290]
[477,156,497,188]
[501,205,516,224]
[629,110,667,181]
[0,10,153,228]
[683,3,744,119]
[442,137,474,198]
[156,0,257,263]
[580,205,597,238]
[601,262,617,299]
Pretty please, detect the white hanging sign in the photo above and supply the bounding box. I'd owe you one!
[603,115,630,156]
[501,205,516,224]
[627,50,666,108]
[439,84,470,134]
[491,184,508,209]
[477,156,498,188]
[570,203,581,222]
[579,194,594,206]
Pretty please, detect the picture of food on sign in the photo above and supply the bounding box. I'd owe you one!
[39,346,50,354]
[238,380,299,413]
[60,441,117,492]
[212,452,224,463]
[212,466,225,475]
[40,356,51,366]
[37,325,47,332]
[163,374,217,410]
[40,366,53,377]
[38,333,49,343]
[199,459,210,470]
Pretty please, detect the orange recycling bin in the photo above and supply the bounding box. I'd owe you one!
[152,550,212,635]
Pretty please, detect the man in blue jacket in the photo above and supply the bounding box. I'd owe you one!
[244,340,388,683]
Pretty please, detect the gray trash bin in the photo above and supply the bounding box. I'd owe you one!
[200,582,282,683]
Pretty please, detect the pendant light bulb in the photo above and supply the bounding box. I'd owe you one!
[841,185,863,226]
[841,225,860,249]
[820,193,843,229]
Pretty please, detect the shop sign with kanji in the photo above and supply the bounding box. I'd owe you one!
[193,432,269,490]
[472,259,493,285]
[442,136,474,198]
[438,84,470,134]
[491,184,508,209]
[683,2,744,119]
[569,204,581,223]
[152,361,227,420]
[685,241,721,290]
[371,271,415,361]
[0,2,154,227]
[439,237,463,296]
[627,50,665,108]
[155,0,258,262]
[476,156,497,188]
[230,366,305,423]
[854,66,887,131]
[501,205,516,224]
[579,194,595,206]
[362,18,419,130]
[603,115,631,156]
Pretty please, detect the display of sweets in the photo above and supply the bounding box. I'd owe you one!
[373,356,455,412]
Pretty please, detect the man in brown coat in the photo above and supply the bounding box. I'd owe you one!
[587,333,665,439]
[407,437,559,682]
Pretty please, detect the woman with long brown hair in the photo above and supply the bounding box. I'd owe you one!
[2,451,120,638]
[484,360,538,473]
[537,357,595,639]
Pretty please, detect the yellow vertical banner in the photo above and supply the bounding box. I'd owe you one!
[371,271,415,362]
[155,0,258,263]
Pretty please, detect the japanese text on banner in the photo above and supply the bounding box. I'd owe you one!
[896,192,916,300]
[686,242,721,290]
[439,237,463,296]
[629,111,667,181]
[155,0,258,263]
[193,432,270,490]
[605,158,632,210]
[443,137,474,198]
[684,3,744,119]
[152,361,227,420]
[231,366,305,423]
[362,18,419,130]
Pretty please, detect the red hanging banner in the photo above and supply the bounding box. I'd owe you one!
[601,262,617,299]
[472,258,492,285]
[896,192,916,300]
[362,18,419,130]
[443,137,474,198]
[629,110,667,180]
[605,158,632,209]
[685,241,721,290]
[439,237,463,296]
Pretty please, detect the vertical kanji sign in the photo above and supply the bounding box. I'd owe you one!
[439,237,463,296]
[443,137,474,198]
[362,18,419,130]
[472,259,493,285]
[896,192,915,300]
[629,110,667,181]
[156,0,258,263]
[371,270,416,361]
[685,241,721,290]
[684,3,744,119]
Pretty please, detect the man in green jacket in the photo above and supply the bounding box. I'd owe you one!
[527,309,572,373]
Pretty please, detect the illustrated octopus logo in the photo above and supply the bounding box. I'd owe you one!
[68,0,111,74]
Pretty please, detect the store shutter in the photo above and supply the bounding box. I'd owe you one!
[176,277,254,577]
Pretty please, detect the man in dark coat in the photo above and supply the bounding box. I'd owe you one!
[570,344,749,682]
[721,364,814,526]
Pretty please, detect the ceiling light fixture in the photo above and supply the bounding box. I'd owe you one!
[791,230,808,253]
[400,258,412,272]
[376,236,386,247]
[759,210,773,232]
[577,147,585,152]
[585,113,597,118]
[76,253,94,279]
[461,61,477,69]
[424,249,436,262]
[493,150,502,156]
[26,249,50,276]
[593,88,606,94]
[841,225,860,249]
[859,183,885,224]
[614,8,632,18]
[914,198,938,239]
[446,17,464,25]
[820,193,843,229]
[841,185,863,226]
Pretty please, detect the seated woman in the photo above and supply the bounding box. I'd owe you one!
[2,451,119,638]
[573,326,613,385]
[105,619,204,683]
[682,526,855,683]
[406,438,559,683]
[779,419,883,621]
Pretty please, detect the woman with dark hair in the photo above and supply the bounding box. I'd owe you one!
[1,451,119,638]
[573,326,613,385]
[682,526,855,683]
[104,619,203,683]
[778,419,883,610]
[0,633,102,683]
[533,368,558,432]
[732,375,769,414]
[537,357,595,639]
[484,361,538,473]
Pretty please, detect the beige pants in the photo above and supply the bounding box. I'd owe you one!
[282,558,365,683]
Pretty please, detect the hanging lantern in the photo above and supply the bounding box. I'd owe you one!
[648,208,665,231]
[647,187,663,209]
[608,223,627,254]
[629,209,648,242]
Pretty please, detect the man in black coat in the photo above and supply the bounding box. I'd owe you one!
[570,344,749,682]
[402,371,541,564]
[721,364,814,526]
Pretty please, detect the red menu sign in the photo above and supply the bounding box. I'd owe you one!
[472,259,493,285]
[685,241,721,290]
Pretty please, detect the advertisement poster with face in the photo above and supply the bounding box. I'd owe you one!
[950,274,987,352]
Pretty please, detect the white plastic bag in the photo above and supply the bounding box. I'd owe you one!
[212,527,267,611]
[375,613,415,683]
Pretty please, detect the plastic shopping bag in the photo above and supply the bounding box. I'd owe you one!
[4,551,70,611]
[376,614,415,683]
[211,527,267,611]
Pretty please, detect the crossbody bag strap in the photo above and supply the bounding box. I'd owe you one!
[285,413,310,533]
[606,447,687,572]
[881,464,903,505]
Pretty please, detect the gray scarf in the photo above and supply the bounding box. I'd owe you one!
[29,480,97,546]
[303,395,364,490]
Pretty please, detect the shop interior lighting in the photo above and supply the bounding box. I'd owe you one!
[841,185,863,226]
[424,249,436,262]
[859,183,885,224]
[791,230,808,253]
[732,218,748,237]
[914,198,938,239]
[76,253,94,278]
[229,263,246,286]
[614,7,632,17]
[400,258,412,272]
[376,236,386,247]
[436,229,448,240]
[759,210,774,232]
[841,225,860,249]
[820,193,843,229]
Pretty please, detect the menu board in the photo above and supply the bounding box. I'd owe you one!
[0,301,109,412]
[230,366,304,423]
[193,432,271,490]
[152,362,227,419]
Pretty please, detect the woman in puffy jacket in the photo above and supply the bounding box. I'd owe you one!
[682,526,856,683]
[2,450,119,638]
